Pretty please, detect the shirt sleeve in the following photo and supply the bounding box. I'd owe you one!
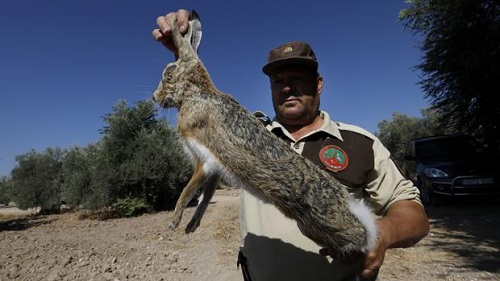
[364,137,422,215]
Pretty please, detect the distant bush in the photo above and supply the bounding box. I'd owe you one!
[112,197,150,217]
[84,100,192,212]
[4,99,192,217]
[0,176,12,204]
[9,148,65,213]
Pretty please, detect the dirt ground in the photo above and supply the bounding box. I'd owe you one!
[1,188,499,281]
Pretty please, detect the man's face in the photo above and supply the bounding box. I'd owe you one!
[269,66,323,126]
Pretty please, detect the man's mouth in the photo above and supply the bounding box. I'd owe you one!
[283,97,300,105]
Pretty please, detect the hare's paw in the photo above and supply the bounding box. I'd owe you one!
[168,214,182,230]
[168,220,180,230]
[185,217,201,233]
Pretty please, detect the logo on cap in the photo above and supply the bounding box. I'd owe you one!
[283,46,293,54]
[319,145,348,173]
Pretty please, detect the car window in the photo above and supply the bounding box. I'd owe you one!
[415,136,475,160]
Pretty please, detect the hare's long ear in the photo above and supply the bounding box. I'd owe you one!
[171,11,201,62]
[188,10,202,54]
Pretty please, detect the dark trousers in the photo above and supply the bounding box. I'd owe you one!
[237,251,252,281]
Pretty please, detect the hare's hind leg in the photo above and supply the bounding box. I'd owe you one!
[185,174,220,233]
[169,159,209,230]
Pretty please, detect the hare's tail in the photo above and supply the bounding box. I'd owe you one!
[348,199,377,251]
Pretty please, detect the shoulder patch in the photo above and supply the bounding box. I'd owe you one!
[319,145,349,173]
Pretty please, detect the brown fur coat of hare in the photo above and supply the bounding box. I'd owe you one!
[153,12,377,254]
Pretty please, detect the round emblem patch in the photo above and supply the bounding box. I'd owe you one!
[319,145,348,173]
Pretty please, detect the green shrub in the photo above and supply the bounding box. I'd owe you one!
[112,197,150,217]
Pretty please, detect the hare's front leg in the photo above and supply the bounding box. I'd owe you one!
[169,159,209,230]
[185,174,220,233]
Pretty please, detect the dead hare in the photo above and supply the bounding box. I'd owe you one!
[152,11,377,255]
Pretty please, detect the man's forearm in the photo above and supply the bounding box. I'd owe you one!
[377,200,429,249]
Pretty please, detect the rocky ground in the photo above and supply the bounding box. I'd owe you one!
[1,188,499,281]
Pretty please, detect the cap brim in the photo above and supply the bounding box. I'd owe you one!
[262,58,318,75]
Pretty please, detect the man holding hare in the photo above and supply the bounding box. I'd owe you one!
[153,9,429,281]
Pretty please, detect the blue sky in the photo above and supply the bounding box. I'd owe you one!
[0,0,428,176]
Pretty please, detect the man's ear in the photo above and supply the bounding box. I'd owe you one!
[317,76,324,95]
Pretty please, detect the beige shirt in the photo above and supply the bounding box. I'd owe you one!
[240,111,421,281]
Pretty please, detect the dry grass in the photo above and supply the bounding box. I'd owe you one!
[213,204,239,242]
[0,212,29,222]
[0,206,33,223]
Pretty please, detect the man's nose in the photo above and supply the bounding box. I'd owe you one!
[281,84,295,95]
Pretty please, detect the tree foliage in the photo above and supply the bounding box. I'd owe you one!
[399,0,500,155]
[0,176,12,204]
[5,99,192,215]
[61,144,97,208]
[376,108,455,166]
[90,99,192,211]
[9,148,65,212]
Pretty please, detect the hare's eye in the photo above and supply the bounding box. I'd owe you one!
[162,65,177,83]
[166,64,177,71]
[163,64,177,80]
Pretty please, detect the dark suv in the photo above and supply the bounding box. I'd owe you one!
[404,134,500,205]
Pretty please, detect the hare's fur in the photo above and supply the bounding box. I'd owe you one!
[153,14,377,254]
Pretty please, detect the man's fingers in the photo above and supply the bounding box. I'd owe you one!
[175,9,190,33]
[156,14,173,35]
[153,9,191,54]
[157,10,190,35]
[152,29,163,41]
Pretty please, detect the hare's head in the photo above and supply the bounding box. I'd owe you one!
[153,62,181,108]
[153,11,204,109]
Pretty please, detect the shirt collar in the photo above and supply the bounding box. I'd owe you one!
[269,111,343,142]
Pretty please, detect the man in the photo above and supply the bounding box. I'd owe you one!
[153,9,429,281]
